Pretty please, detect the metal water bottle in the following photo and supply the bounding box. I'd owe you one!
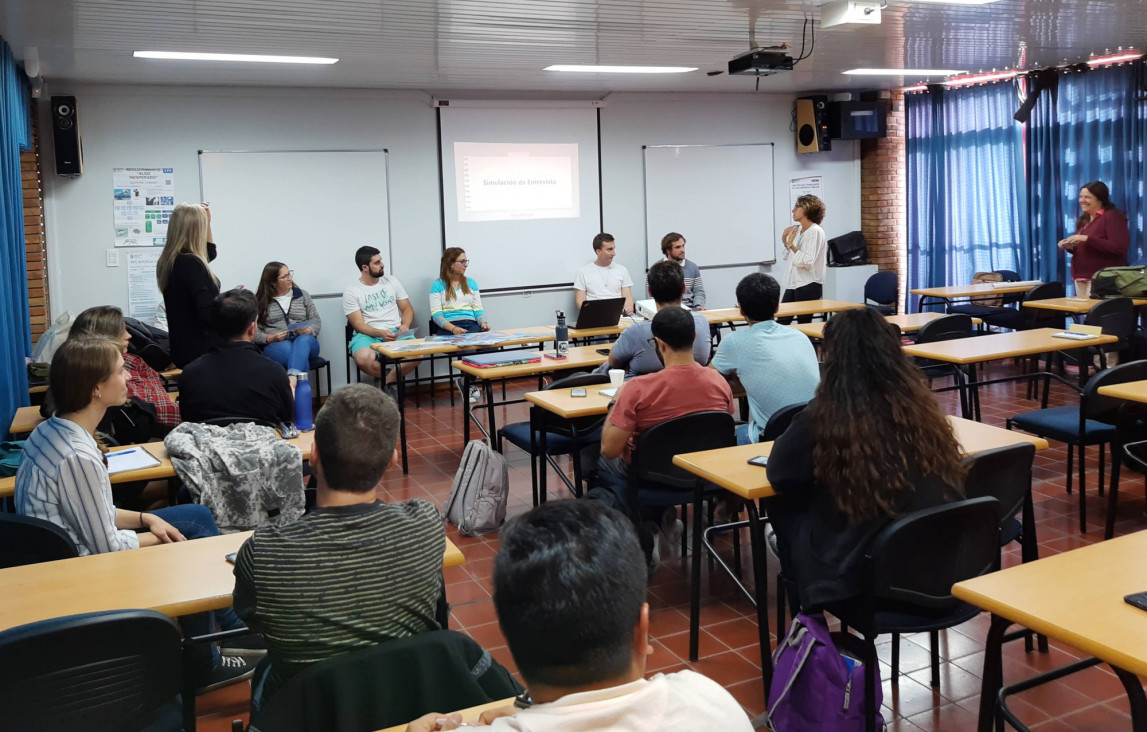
[555,310,569,356]
[294,372,314,432]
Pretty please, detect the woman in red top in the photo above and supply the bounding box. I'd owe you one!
[1058,181,1130,298]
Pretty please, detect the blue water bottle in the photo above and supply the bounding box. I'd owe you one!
[294,373,314,431]
[555,310,569,356]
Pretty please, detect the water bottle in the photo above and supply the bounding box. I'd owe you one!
[294,372,314,432]
[555,310,569,356]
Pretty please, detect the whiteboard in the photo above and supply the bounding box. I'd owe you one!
[198,150,391,295]
[643,144,776,269]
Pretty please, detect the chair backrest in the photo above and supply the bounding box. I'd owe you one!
[760,401,808,443]
[1085,297,1136,342]
[865,497,999,611]
[250,629,522,732]
[993,270,1028,306]
[1021,282,1067,329]
[631,411,736,489]
[547,371,611,391]
[916,314,974,345]
[201,415,280,429]
[0,513,78,568]
[864,271,898,307]
[0,609,182,732]
[344,321,357,383]
[962,443,1035,530]
[1082,359,1147,423]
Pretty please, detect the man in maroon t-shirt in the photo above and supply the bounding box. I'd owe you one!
[595,307,734,563]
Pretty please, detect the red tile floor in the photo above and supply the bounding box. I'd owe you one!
[198,359,1147,731]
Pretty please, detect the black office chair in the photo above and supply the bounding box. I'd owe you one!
[831,497,1000,732]
[0,609,183,732]
[0,513,78,568]
[982,281,1066,332]
[498,371,610,504]
[864,270,898,315]
[309,355,332,399]
[1082,297,1136,378]
[1009,359,1147,532]
[246,630,522,732]
[629,411,736,662]
[911,314,975,418]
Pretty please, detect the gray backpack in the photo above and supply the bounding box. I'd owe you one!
[444,439,509,536]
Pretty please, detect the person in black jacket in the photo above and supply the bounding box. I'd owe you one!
[179,289,295,426]
[765,307,966,612]
[157,201,220,367]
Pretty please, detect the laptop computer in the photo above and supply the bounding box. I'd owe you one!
[573,297,625,330]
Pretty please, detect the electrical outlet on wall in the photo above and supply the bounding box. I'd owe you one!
[106,249,119,267]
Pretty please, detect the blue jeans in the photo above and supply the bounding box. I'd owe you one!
[264,334,320,376]
[736,423,756,446]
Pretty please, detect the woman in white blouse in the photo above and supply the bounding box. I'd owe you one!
[779,194,828,325]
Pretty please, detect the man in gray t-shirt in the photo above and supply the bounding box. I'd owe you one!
[600,260,711,380]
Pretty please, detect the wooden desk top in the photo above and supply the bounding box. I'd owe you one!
[672,416,1049,501]
[525,385,614,419]
[376,697,518,732]
[0,532,465,633]
[1097,380,1147,404]
[953,530,1147,678]
[28,383,47,395]
[704,300,864,326]
[1023,296,1147,313]
[901,327,1117,365]
[792,311,971,339]
[372,326,555,359]
[159,368,182,380]
[910,282,1042,299]
[9,406,43,435]
[453,345,609,380]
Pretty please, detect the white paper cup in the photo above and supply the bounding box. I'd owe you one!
[608,369,625,389]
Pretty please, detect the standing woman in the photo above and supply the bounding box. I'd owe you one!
[157,201,219,367]
[429,247,491,335]
[1058,181,1130,298]
[779,194,828,325]
[254,262,322,390]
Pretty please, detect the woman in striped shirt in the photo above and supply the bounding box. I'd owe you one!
[429,247,490,335]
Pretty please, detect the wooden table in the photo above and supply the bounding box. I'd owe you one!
[670,417,1050,701]
[1024,296,1147,315]
[954,530,1147,731]
[10,389,181,436]
[453,345,610,446]
[792,311,976,339]
[376,697,517,732]
[911,282,1041,312]
[1098,380,1147,403]
[521,385,615,505]
[704,299,864,328]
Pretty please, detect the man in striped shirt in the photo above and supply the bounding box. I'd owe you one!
[233,384,445,708]
[661,232,706,310]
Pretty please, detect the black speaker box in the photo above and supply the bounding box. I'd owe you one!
[51,95,84,176]
[795,95,831,154]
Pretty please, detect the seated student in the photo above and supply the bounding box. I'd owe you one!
[343,245,417,393]
[710,273,820,444]
[254,261,322,391]
[574,233,635,316]
[179,289,294,426]
[40,305,181,441]
[597,307,734,561]
[599,260,710,380]
[233,384,446,708]
[660,232,706,310]
[430,247,490,335]
[766,307,966,612]
[406,500,753,732]
[16,337,252,691]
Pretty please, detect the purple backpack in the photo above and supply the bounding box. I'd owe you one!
[764,613,885,731]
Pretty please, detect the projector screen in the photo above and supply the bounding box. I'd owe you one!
[439,105,602,291]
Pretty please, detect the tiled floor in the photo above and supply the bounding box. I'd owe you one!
[198,357,1147,731]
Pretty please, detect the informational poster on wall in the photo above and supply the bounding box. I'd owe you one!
[113,167,175,247]
[789,175,823,211]
[454,142,579,222]
[126,249,163,319]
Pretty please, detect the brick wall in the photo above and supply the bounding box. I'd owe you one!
[22,97,48,343]
[859,91,907,311]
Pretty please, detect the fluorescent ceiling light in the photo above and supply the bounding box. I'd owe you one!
[844,68,965,76]
[544,64,697,74]
[134,51,338,65]
[1088,51,1143,66]
[901,0,1000,4]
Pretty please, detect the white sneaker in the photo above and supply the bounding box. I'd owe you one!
[469,386,483,403]
[659,518,685,560]
[454,377,480,404]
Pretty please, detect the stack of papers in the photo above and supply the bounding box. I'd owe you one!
[106,447,162,475]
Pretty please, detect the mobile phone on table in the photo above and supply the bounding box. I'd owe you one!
[570,388,587,397]
[747,456,769,468]
[1125,591,1147,612]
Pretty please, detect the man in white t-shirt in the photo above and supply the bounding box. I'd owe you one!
[574,233,634,316]
[343,246,416,385]
[406,501,753,732]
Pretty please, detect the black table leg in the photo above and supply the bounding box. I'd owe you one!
[485,380,497,450]
[745,499,773,702]
[462,372,472,444]
[529,406,539,507]
[976,614,1011,732]
[1113,665,1147,731]
[395,358,409,474]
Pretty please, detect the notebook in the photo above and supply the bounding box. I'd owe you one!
[106,447,162,475]
[460,351,542,368]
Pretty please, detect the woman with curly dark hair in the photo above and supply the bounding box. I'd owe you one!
[766,306,966,610]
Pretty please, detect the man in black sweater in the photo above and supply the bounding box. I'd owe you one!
[179,289,295,426]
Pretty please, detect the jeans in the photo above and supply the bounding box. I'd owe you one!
[778,282,824,325]
[264,334,320,376]
[735,423,756,446]
[429,318,483,336]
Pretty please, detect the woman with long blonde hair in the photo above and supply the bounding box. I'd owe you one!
[157,201,220,367]
[429,247,490,336]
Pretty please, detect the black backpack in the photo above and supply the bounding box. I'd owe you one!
[124,317,172,372]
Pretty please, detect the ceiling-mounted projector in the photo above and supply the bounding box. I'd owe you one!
[728,49,795,76]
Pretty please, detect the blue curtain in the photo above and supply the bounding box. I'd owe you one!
[906,82,1030,308]
[1025,74,1066,287]
[0,37,32,433]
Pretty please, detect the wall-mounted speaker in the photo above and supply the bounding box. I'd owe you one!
[795,95,831,154]
[51,95,84,176]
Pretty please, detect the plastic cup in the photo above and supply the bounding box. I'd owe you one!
[608,369,625,389]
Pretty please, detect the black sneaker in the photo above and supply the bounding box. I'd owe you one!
[196,655,254,694]
[220,632,267,659]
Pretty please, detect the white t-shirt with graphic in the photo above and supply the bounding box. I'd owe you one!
[342,275,410,331]
[574,262,633,301]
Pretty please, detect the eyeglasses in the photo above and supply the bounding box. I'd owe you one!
[455,259,470,266]
[278,270,294,280]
